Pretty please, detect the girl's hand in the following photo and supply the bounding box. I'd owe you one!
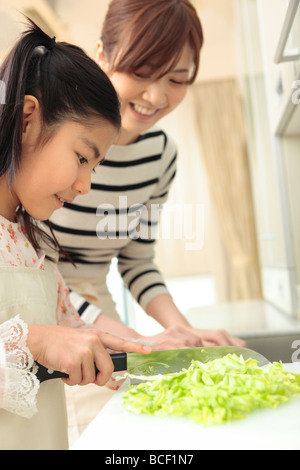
[27,324,152,387]
[26,325,110,386]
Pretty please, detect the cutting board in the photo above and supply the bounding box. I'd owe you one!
[71,363,300,450]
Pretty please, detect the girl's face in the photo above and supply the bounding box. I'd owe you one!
[97,42,195,145]
[8,114,117,221]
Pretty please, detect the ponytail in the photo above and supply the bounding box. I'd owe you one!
[0,17,121,183]
[0,17,121,259]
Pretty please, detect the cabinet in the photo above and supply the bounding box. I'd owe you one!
[0,0,70,62]
[236,0,300,318]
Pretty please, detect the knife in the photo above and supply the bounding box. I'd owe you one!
[34,346,269,383]
[34,352,127,383]
[121,345,270,376]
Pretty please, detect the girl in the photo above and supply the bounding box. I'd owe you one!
[50,0,246,349]
[48,0,246,439]
[0,19,151,450]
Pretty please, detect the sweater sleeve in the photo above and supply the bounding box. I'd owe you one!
[117,133,177,311]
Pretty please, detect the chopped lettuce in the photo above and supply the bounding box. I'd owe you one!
[121,354,300,425]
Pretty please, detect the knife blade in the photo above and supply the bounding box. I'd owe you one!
[124,346,270,376]
[34,346,269,383]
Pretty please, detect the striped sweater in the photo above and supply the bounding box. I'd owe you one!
[49,127,177,321]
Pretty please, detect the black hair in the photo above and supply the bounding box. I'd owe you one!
[0,17,121,259]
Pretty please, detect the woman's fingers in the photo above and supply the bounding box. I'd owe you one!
[142,325,247,349]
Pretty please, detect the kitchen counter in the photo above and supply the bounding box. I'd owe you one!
[185,300,300,336]
[71,363,300,451]
[186,300,300,363]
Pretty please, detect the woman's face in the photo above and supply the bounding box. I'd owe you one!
[97,42,195,145]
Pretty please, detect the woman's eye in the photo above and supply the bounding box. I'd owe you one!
[170,79,185,85]
[134,71,152,80]
[134,72,145,79]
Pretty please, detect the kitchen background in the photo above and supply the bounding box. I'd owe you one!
[1,0,300,345]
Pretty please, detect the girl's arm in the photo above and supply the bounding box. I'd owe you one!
[0,316,40,418]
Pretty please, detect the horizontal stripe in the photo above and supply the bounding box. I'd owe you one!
[131,238,156,244]
[52,223,145,239]
[62,250,113,260]
[118,253,142,261]
[101,154,161,167]
[78,301,89,315]
[59,256,109,265]
[163,154,177,175]
[91,178,159,192]
[137,130,167,145]
[61,202,145,215]
[162,170,177,188]
[137,283,166,303]
[149,191,168,200]
[140,218,159,226]
[127,269,160,290]
[60,245,116,254]
[62,203,97,214]
[51,223,97,237]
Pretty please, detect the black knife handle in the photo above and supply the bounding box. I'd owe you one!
[35,352,127,383]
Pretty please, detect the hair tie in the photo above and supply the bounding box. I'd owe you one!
[48,36,56,50]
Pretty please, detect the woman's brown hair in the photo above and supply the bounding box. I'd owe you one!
[100,0,204,82]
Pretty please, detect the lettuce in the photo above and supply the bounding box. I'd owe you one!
[121,354,300,425]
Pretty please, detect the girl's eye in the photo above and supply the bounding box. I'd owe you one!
[77,154,88,165]
[92,159,105,173]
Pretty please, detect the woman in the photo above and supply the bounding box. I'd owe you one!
[50,0,245,349]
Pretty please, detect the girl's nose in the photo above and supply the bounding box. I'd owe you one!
[143,80,167,108]
[72,170,91,196]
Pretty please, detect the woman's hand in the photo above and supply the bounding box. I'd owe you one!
[145,295,247,349]
[139,325,247,350]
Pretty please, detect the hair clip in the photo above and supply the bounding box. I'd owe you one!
[49,36,56,50]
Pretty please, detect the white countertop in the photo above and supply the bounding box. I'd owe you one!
[185,300,300,336]
[71,363,300,451]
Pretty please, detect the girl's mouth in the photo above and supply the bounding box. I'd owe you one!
[55,194,70,207]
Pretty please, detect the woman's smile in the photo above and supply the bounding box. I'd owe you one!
[130,102,162,119]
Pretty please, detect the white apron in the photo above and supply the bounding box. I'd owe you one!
[0,253,68,450]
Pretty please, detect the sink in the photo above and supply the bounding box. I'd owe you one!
[240,332,300,363]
